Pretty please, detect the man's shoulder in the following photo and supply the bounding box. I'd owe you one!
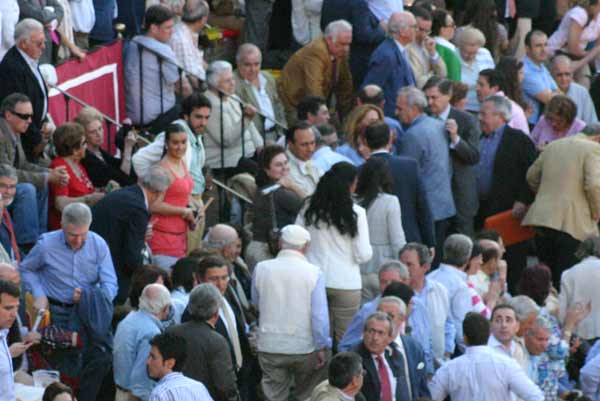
[0,47,23,69]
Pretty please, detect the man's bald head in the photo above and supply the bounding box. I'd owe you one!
[0,263,20,286]
[388,12,417,45]
[206,224,241,262]
[357,84,385,107]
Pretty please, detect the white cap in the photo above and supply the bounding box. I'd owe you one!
[280,225,311,247]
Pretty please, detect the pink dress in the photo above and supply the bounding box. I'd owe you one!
[148,161,193,258]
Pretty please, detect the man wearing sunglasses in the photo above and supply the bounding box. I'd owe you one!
[0,93,69,251]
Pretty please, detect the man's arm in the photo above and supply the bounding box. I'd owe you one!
[525,153,543,193]
[310,272,332,350]
[516,135,538,205]
[581,354,600,401]
[583,147,600,222]
[208,337,240,401]
[132,135,165,177]
[19,240,46,299]
[129,338,156,400]
[429,364,450,401]
[96,237,118,302]
[450,114,480,165]
[507,359,544,401]
[123,208,149,276]
[415,169,436,248]
[361,51,390,90]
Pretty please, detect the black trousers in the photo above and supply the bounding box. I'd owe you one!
[534,227,581,289]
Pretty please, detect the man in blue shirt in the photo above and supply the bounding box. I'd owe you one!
[521,30,559,125]
[20,202,118,378]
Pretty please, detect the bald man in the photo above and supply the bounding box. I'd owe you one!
[362,12,417,117]
[551,55,598,125]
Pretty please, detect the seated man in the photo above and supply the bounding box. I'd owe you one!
[91,166,172,304]
[124,5,181,133]
[114,284,172,401]
[551,55,598,125]
[234,43,287,141]
[0,94,68,249]
[19,202,117,389]
[277,20,353,124]
[310,352,364,401]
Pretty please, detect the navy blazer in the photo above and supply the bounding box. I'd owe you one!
[362,38,416,117]
[354,337,430,401]
[321,0,385,88]
[371,152,435,247]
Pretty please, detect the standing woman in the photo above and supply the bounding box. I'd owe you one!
[355,157,406,303]
[148,124,195,272]
[246,145,305,269]
[297,162,372,343]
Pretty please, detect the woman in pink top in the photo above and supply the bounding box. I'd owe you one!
[148,124,195,271]
[531,95,586,151]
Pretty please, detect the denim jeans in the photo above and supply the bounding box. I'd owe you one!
[10,183,48,244]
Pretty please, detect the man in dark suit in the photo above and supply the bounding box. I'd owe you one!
[321,0,386,89]
[364,122,435,248]
[17,0,64,64]
[0,19,51,163]
[353,311,429,401]
[90,166,172,304]
[424,77,480,237]
[362,12,416,118]
[167,283,240,401]
[475,95,537,292]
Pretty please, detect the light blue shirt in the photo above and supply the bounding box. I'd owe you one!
[336,143,365,166]
[150,372,215,401]
[522,56,558,124]
[477,124,505,199]
[427,264,471,351]
[114,310,164,400]
[171,287,189,324]
[188,130,206,195]
[0,329,14,401]
[582,351,600,401]
[313,146,352,173]
[251,269,332,350]
[20,230,118,303]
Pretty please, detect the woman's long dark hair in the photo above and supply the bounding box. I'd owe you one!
[496,56,528,110]
[355,157,394,209]
[462,0,499,58]
[304,162,358,237]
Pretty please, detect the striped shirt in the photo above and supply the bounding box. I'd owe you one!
[149,372,214,401]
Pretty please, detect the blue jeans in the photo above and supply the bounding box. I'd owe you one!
[9,183,48,244]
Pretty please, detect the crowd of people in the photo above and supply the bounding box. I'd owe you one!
[5,1,600,401]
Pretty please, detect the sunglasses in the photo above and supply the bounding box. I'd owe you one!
[10,110,33,120]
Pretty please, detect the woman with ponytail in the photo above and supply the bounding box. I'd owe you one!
[296,161,372,344]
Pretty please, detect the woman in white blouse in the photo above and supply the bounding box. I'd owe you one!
[355,157,405,303]
[296,162,372,344]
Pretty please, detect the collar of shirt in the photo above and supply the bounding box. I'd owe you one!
[465,345,491,355]
[17,48,39,70]
[0,328,7,340]
[336,389,354,401]
[371,149,389,155]
[438,105,451,121]
[245,73,267,93]
[523,55,543,71]
[394,39,407,55]
[286,150,311,174]
[157,371,182,385]
[439,263,468,281]
[488,334,515,355]
[434,36,456,51]
[277,248,309,261]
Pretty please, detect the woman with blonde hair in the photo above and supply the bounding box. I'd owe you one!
[336,104,384,165]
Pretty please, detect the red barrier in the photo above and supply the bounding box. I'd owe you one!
[48,41,125,153]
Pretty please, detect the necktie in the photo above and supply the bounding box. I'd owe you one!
[222,303,243,369]
[376,355,393,401]
[3,211,20,262]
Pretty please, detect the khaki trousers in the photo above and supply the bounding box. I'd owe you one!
[187,193,205,254]
[326,288,361,344]
[258,351,328,401]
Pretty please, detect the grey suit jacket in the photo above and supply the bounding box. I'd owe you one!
[448,107,480,218]
[166,320,239,401]
[0,118,47,190]
[234,70,287,137]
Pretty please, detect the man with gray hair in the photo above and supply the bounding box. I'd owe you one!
[167,283,239,401]
[91,165,173,304]
[278,20,354,124]
[363,11,417,117]
[476,95,537,292]
[428,234,477,351]
[551,55,598,125]
[396,86,455,265]
[0,164,24,262]
[252,224,332,401]
[234,43,287,141]
[113,283,172,401]
[169,0,209,87]
[0,18,53,163]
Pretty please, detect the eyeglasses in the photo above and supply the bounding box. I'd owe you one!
[418,27,432,34]
[9,110,33,120]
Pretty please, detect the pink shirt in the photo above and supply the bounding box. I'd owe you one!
[530,116,586,148]
[497,91,530,135]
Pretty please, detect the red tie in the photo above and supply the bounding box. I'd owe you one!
[3,211,20,262]
[376,355,393,401]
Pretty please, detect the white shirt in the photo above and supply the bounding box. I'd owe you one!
[368,0,403,22]
[0,0,19,61]
[169,22,206,81]
[567,82,599,125]
[430,345,544,401]
[548,6,600,56]
[149,372,214,401]
[248,74,276,131]
[70,0,96,33]
[291,0,323,45]
[286,150,323,196]
[488,335,528,371]
[0,329,14,401]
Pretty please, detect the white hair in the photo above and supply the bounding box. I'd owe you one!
[138,283,172,314]
[236,43,261,64]
[14,19,44,45]
[484,95,513,122]
[378,296,407,316]
[508,295,540,321]
[61,202,92,227]
[207,60,232,88]
[324,20,352,43]
[398,86,428,111]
